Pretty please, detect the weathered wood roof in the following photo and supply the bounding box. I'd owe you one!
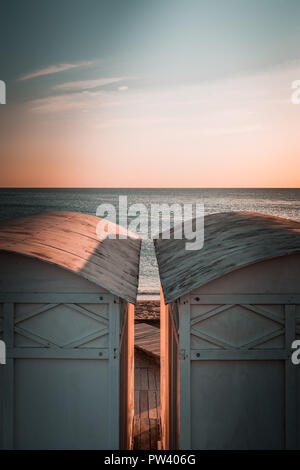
[0,211,141,304]
[154,211,300,303]
[135,322,160,358]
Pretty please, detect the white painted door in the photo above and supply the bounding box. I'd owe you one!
[0,295,119,450]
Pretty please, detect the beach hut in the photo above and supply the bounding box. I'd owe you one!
[0,211,141,450]
[155,212,300,450]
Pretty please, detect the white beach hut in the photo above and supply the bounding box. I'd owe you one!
[155,212,300,450]
[0,211,141,450]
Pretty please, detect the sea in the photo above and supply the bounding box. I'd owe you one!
[1,188,300,292]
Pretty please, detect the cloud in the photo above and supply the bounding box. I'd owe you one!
[29,93,94,113]
[27,60,299,129]
[28,89,127,113]
[54,77,128,91]
[18,61,95,81]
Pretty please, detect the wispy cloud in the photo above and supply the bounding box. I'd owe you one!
[18,61,96,81]
[27,60,300,134]
[53,77,128,91]
[29,93,94,113]
[28,90,128,113]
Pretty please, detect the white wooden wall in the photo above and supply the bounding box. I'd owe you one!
[175,254,300,449]
[0,253,133,450]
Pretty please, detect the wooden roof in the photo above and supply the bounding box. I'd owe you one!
[0,211,141,304]
[154,211,300,303]
[135,322,160,359]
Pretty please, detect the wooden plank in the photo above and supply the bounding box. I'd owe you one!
[150,419,158,450]
[135,344,160,359]
[155,389,160,404]
[108,300,120,449]
[169,307,179,348]
[0,293,111,304]
[155,368,160,390]
[148,391,158,419]
[190,294,300,305]
[190,349,287,361]
[133,417,141,449]
[14,303,58,324]
[156,391,161,416]
[191,327,234,349]
[135,349,154,367]
[191,304,234,325]
[135,322,158,339]
[135,322,160,358]
[242,304,284,325]
[134,367,141,390]
[285,305,297,450]
[140,368,149,391]
[3,303,14,449]
[148,368,156,390]
[119,308,128,351]
[14,326,60,348]
[160,289,169,451]
[140,390,149,420]
[240,328,284,350]
[126,303,135,450]
[65,303,109,325]
[179,296,191,449]
[140,419,150,450]
[133,349,161,450]
[134,390,140,416]
[7,347,109,360]
[62,327,109,348]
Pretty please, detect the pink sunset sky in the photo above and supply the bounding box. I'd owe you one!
[1,0,300,187]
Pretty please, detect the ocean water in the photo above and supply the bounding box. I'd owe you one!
[1,188,300,291]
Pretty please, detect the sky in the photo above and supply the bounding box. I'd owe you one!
[0,0,300,187]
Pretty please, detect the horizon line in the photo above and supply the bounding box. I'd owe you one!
[0,186,300,190]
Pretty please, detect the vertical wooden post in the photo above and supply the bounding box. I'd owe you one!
[108,297,120,449]
[160,286,169,449]
[179,295,191,449]
[3,303,14,450]
[285,304,297,450]
[127,302,135,449]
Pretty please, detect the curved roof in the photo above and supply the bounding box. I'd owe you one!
[154,211,300,303]
[0,211,141,304]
